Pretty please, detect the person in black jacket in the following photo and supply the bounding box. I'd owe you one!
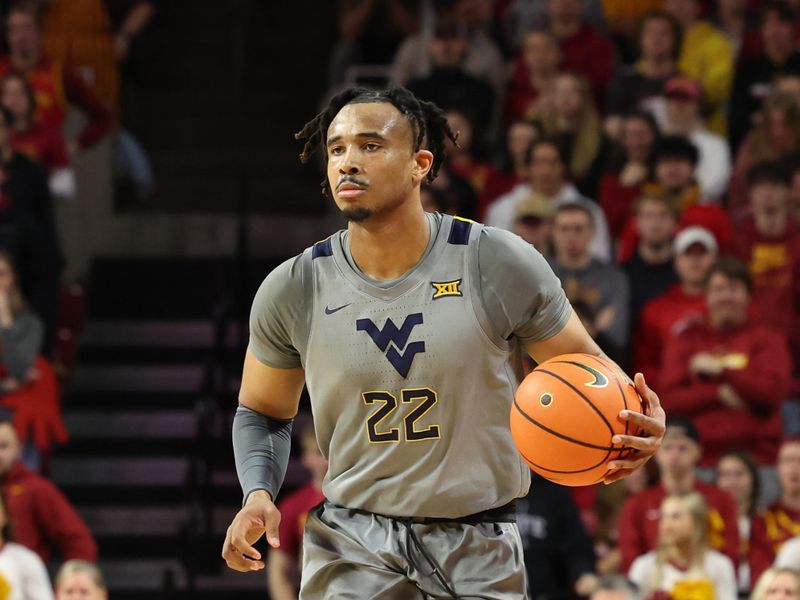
[517,474,598,599]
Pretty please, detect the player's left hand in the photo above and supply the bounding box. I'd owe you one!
[602,372,665,484]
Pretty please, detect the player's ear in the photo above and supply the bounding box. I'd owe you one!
[412,150,434,185]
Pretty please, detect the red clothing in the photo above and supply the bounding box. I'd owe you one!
[617,481,740,572]
[276,483,324,562]
[11,123,70,171]
[0,56,111,150]
[749,502,800,583]
[503,78,542,126]
[1,462,97,563]
[598,172,642,240]
[450,159,498,201]
[511,24,615,109]
[732,218,800,339]
[633,285,707,389]
[478,170,522,221]
[660,318,791,465]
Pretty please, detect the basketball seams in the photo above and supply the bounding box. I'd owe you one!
[535,368,615,435]
[583,354,630,460]
[512,398,618,452]
[516,444,611,475]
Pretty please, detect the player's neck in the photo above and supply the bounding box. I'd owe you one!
[662,471,695,495]
[348,204,430,281]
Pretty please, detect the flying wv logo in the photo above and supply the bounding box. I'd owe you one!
[356,313,425,378]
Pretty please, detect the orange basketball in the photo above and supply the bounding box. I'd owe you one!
[510,353,646,486]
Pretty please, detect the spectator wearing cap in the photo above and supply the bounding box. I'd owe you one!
[512,193,553,257]
[599,111,660,241]
[605,10,681,139]
[633,225,717,392]
[617,416,740,573]
[663,0,734,136]
[732,161,800,356]
[548,202,629,361]
[616,135,733,263]
[405,17,495,144]
[749,438,800,583]
[486,138,612,261]
[660,258,792,467]
[662,75,732,201]
[730,2,800,153]
[622,192,678,323]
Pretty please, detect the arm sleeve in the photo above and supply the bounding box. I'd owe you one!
[0,313,44,380]
[233,406,292,503]
[248,255,307,369]
[35,480,98,561]
[61,68,113,149]
[477,227,571,342]
[21,547,56,600]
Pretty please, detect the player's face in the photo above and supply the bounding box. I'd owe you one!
[56,571,107,600]
[7,12,40,61]
[716,456,753,511]
[636,201,676,246]
[675,245,715,286]
[656,431,699,475]
[1,77,29,119]
[777,442,800,497]
[659,497,694,545]
[326,102,431,223]
[765,572,800,600]
[706,273,749,328]
[0,424,20,477]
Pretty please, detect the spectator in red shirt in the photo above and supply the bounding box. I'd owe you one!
[659,258,792,466]
[749,438,800,584]
[545,0,616,109]
[444,109,498,204]
[0,72,74,199]
[600,110,660,241]
[267,422,327,600]
[504,28,560,126]
[733,161,800,342]
[0,418,96,563]
[791,156,800,228]
[617,416,740,573]
[633,226,717,389]
[0,2,112,155]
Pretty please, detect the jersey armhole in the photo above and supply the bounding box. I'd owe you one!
[466,225,511,352]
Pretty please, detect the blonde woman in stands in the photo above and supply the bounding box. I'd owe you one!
[750,568,800,600]
[629,492,737,600]
[55,560,107,600]
[0,488,54,600]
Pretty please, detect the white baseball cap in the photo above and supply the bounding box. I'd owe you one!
[673,226,718,254]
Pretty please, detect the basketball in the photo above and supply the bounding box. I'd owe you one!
[510,353,646,486]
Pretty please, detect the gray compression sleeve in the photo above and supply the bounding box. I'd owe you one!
[232,405,293,504]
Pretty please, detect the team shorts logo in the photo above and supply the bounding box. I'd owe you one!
[431,279,463,300]
[356,313,425,378]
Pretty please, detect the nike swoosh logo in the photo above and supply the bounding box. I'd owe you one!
[324,303,352,315]
[553,360,609,388]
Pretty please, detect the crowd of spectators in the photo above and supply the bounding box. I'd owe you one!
[326,0,800,598]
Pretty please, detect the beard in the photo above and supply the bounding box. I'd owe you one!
[341,207,373,222]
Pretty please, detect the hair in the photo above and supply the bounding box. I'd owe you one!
[294,87,458,196]
[0,251,27,315]
[716,450,761,519]
[536,72,601,182]
[7,0,43,28]
[0,71,36,122]
[609,110,661,171]
[591,574,640,600]
[0,487,13,543]
[750,568,800,600]
[654,492,711,590]
[650,135,700,170]
[705,256,753,293]
[637,10,683,61]
[749,91,800,164]
[554,201,594,226]
[523,137,568,171]
[747,159,791,188]
[55,560,107,592]
[760,0,796,26]
[499,118,544,172]
[635,190,679,218]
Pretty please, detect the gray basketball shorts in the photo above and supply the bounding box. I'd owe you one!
[299,501,529,599]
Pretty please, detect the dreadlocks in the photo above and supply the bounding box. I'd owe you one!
[294,87,459,195]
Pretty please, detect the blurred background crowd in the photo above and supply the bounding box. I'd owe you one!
[0,0,797,598]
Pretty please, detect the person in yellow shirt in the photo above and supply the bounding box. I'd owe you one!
[664,0,734,136]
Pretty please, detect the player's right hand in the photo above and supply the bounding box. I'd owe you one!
[222,490,281,572]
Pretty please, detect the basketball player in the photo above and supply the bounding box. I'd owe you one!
[222,87,666,599]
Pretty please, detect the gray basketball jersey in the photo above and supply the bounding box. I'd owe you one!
[249,213,571,518]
